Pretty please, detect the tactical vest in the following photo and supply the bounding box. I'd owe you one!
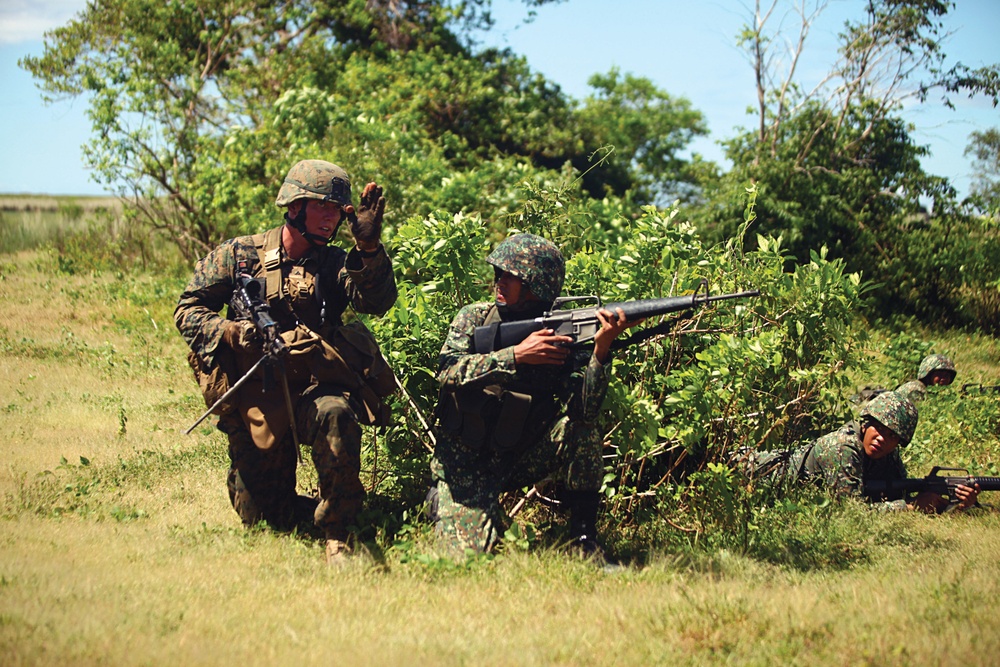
[436,305,559,456]
[248,228,395,427]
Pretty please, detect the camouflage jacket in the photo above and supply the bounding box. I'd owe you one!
[895,379,928,403]
[175,226,397,367]
[787,421,908,509]
[437,302,610,424]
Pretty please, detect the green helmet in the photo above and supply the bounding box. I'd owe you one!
[860,391,918,446]
[275,159,352,208]
[917,354,956,384]
[486,234,565,304]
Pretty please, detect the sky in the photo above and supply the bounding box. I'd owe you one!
[1,0,998,198]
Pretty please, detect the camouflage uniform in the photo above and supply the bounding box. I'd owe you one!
[429,235,609,554]
[777,422,909,510]
[175,163,396,540]
[895,354,957,403]
[754,391,918,510]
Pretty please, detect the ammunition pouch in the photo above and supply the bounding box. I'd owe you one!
[187,347,239,417]
[437,384,533,455]
[280,321,395,427]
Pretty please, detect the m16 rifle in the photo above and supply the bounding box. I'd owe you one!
[961,383,1000,395]
[184,274,298,442]
[864,466,1000,510]
[473,281,760,354]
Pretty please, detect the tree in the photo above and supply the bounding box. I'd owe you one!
[22,0,713,262]
[19,0,569,259]
[965,128,1000,217]
[692,0,1000,326]
[572,68,709,204]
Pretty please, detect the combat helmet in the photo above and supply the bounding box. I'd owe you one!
[275,159,352,209]
[486,234,565,304]
[917,354,956,384]
[860,391,918,446]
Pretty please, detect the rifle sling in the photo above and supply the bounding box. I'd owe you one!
[610,312,690,350]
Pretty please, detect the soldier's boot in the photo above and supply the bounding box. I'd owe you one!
[294,493,320,528]
[564,489,603,558]
[227,468,263,527]
[324,528,353,567]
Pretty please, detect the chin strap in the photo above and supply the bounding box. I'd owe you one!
[285,206,339,246]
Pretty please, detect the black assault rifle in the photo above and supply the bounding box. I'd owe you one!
[473,282,761,354]
[864,466,1000,509]
[961,383,1000,395]
[184,274,299,441]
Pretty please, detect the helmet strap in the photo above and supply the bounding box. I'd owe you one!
[285,202,339,246]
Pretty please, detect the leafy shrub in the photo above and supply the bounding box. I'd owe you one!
[359,178,873,555]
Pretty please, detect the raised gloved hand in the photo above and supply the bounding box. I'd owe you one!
[347,182,385,248]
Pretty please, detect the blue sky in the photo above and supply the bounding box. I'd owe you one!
[1,0,998,197]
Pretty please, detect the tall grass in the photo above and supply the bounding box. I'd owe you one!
[1,220,999,664]
[0,195,122,254]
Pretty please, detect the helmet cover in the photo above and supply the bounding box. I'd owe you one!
[917,354,956,384]
[486,233,565,304]
[275,159,352,208]
[860,391,918,446]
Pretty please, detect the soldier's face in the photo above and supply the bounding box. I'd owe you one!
[862,420,901,460]
[926,370,954,386]
[495,270,524,306]
[293,199,343,242]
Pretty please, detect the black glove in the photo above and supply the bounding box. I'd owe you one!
[347,182,385,245]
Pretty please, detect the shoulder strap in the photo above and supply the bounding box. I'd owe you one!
[252,227,284,306]
[482,304,501,326]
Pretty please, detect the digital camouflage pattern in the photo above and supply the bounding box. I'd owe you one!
[486,234,565,303]
[756,421,909,510]
[895,379,928,403]
[430,301,610,554]
[860,390,918,445]
[275,159,352,208]
[175,224,396,538]
[917,353,956,383]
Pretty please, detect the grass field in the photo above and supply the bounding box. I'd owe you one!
[1,198,999,665]
[0,194,122,254]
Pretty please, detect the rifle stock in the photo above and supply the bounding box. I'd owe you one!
[473,287,760,354]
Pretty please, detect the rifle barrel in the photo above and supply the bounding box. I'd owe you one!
[701,289,762,303]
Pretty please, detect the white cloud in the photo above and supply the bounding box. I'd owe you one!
[0,0,88,45]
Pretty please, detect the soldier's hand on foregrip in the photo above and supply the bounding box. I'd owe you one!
[954,482,980,510]
[348,182,385,248]
[221,321,258,353]
[593,307,644,364]
[513,329,573,366]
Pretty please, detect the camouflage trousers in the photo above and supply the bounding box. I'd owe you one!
[219,383,364,540]
[429,413,603,554]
